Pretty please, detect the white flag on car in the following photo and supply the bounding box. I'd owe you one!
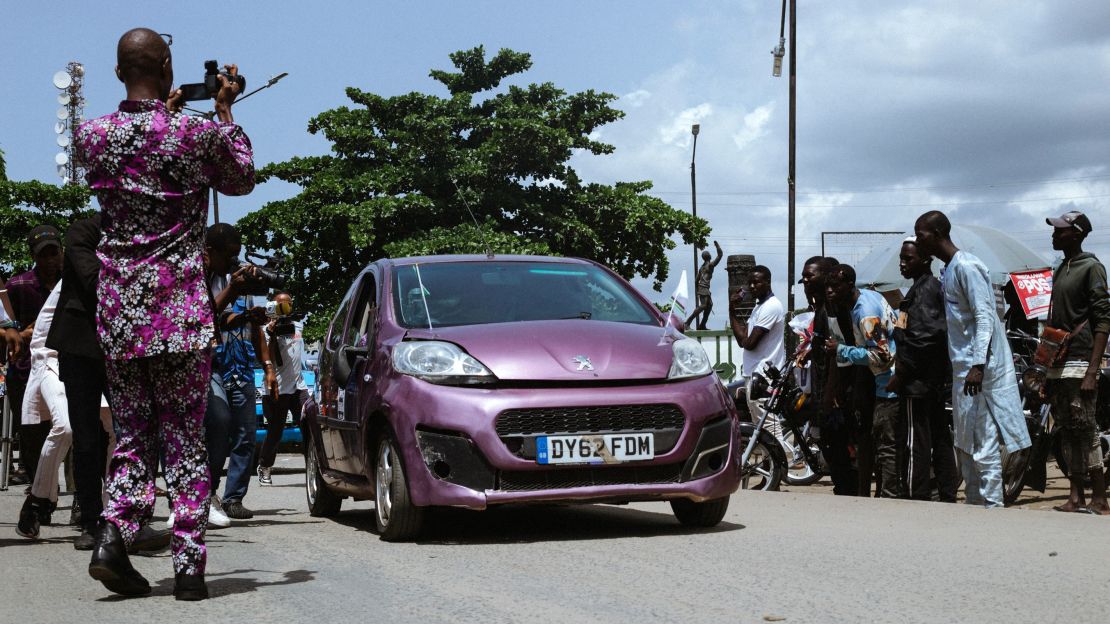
[659,270,690,344]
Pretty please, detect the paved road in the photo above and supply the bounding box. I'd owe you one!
[2,454,1108,623]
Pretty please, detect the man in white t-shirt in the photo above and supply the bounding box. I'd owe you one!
[729,265,786,417]
[257,292,307,486]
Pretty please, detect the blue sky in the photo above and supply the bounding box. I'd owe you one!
[3,1,1110,327]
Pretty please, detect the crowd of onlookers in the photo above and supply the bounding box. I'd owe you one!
[728,209,1109,515]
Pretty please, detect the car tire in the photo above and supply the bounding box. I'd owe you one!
[670,496,729,528]
[374,431,425,541]
[305,437,342,517]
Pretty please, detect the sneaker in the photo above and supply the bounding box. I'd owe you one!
[74,524,97,551]
[222,500,254,520]
[257,465,273,486]
[208,496,231,529]
[16,496,41,539]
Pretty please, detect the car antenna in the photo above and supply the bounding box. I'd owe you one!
[413,263,434,331]
[451,178,495,259]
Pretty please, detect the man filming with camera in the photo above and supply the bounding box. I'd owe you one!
[257,291,307,486]
[203,223,278,528]
[77,27,255,600]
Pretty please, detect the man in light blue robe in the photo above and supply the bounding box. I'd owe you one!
[914,211,1031,507]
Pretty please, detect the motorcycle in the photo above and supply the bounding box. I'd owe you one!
[726,366,792,492]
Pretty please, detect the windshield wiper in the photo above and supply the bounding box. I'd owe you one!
[559,312,592,320]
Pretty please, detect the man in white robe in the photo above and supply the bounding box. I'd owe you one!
[914,211,1031,507]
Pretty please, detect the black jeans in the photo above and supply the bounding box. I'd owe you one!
[818,407,859,496]
[58,353,109,526]
[902,394,959,502]
[259,390,305,468]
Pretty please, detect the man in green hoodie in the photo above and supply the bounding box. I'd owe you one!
[1044,210,1110,515]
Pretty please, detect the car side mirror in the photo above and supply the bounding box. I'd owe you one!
[345,345,370,366]
[334,345,370,387]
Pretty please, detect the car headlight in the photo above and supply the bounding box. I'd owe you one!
[392,341,495,385]
[668,338,712,379]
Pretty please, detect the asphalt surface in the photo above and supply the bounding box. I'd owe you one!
[2,454,1108,623]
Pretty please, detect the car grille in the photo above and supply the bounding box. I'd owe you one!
[495,404,685,436]
[497,462,685,492]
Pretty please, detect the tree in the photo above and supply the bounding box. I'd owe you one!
[0,148,92,272]
[239,46,708,339]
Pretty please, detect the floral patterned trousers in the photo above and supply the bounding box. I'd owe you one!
[103,350,211,575]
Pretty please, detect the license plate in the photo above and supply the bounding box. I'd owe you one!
[536,433,655,465]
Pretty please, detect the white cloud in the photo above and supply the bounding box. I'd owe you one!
[622,89,651,108]
[659,103,714,147]
[732,102,774,151]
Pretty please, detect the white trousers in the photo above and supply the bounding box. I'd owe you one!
[30,371,72,502]
[956,423,1003,509]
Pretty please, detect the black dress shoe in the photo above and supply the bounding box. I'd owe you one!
[74,524,97,551]
[128,524,172,554]
[70,499,83,526]
[173,573,209,601]
[88,521,151,596]
[16,496,41,539]
[37,498,56,526]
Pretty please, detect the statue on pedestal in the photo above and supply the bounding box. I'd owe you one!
[685,240,723,330]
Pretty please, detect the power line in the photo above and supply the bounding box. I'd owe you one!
[658,193,1110,210]
[648,173,1110,197]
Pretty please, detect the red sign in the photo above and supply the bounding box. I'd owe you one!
[1009,269,1053,318]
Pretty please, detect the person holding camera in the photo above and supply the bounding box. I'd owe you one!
[257,292,307,485]
[76,28,254,599]
[204,223,278,525]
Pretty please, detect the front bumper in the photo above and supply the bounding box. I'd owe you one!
[384,374,742,509]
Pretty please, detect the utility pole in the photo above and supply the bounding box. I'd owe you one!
[787,0,797,319]
[691,123,700,282]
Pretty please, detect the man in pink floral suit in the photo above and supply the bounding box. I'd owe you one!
[75,27,254,600]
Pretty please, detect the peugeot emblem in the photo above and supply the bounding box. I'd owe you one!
[573,355,594,371]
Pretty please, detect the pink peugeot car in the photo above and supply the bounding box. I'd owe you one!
[302,255,742,540]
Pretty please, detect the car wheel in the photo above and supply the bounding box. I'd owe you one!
[374,431,425,541]
[305,437,342,517]
[670,496,729,527]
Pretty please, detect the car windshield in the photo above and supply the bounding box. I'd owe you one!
[392,261,657,328]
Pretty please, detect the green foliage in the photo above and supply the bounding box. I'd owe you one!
[0,148,93,272]
[239,46,708,340]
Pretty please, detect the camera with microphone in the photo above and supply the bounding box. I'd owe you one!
[238,251,287,297]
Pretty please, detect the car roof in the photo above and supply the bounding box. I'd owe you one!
[378,254,596,268]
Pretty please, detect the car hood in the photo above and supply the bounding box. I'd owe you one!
[403,321,676,381]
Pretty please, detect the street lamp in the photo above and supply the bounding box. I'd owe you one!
[690,123,700,282]
[772,0,797,323]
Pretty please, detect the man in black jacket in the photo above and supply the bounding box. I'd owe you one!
[44,215,107,548]
[1044,211,1110,515]
[886,237,959,501]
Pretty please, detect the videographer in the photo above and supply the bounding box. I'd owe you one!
[257,291,307,485]
[76,27,254,600]
[204,223,277,527]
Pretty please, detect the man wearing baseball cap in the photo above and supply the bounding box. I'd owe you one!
[1043,210,1110,514]
[5,225,63,492]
